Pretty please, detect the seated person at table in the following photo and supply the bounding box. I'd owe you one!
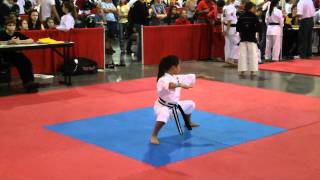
[282,5,299,59]
[28,9,45,30]
[56,1,76,31]
[175,9,191,25]
[166,5,180,25]
[0,16,38,93]
[19,19,29,30]
[44,17,56,29]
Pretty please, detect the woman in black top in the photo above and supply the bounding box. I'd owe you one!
[28,9,44,30]
[166,5,180,25]
[0,16,38,93]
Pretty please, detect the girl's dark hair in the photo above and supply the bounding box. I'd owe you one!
[269,0,279,16]
[157,55,180,81]
[28,9,42,30]
[245,1,256,12]
[44,17,55,29]
[4,15,16,26]
[63,1,77,19]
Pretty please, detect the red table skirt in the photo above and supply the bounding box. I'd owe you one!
[19,28,104,74]
[143,24,225,65]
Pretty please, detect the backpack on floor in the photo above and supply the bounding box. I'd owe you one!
[61,57,98,76]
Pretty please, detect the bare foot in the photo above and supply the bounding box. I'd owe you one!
[150,136,160,145]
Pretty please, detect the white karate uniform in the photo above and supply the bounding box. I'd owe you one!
[265,7,284,61]
[238,42,259,72]
[56,13,75,31]
[154,73,196,123]
[223,3,240,61]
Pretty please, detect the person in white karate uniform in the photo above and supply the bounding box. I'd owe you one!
[56,1,75,31]
[151,55,200,145]
[236,1,261,77]
[265,0,283,61]
[222,0,240,65]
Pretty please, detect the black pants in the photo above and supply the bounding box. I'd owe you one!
[298,17,314,58]
[283,29,298,57]
[3,52,34,84]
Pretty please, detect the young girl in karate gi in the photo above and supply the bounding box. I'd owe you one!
[150,55,200,145]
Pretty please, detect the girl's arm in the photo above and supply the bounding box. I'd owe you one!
[169,82,192,90]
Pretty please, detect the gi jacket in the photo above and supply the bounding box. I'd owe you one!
[236,11,261,43]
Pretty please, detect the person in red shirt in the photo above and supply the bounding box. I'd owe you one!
[175,10,191,25]
[196,0,217,23]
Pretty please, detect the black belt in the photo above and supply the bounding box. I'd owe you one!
[269,23,280,25]
[158,98,192,135]
[224,24,236,27]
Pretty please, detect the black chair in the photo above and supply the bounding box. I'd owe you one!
[0,54,11,87]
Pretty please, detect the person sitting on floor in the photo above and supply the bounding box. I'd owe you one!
[0,16,38,93]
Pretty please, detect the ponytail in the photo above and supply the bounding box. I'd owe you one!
[269,0,279,16]
[157,55,180,81]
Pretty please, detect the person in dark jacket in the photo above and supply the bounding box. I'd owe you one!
[0,16,38,93]
[236,1,261,77]
[0,0,10,29]
[127,0,149,60]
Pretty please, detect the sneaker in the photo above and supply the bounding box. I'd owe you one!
[126,50,134,54]
[106,64,115,69]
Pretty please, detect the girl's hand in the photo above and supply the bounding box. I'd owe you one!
[180,84,193,89]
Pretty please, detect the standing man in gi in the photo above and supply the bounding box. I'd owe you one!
[222,0,240,66]
[297,0,315,59]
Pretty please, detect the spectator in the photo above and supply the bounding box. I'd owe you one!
[100,0,117,57]
[117,0,130,55]
[185,0,197,23]
[282,5,299,59]
[284,0,293,14]
[175,9,191,25]
[0,16,38,93]
[166,5,179,24]
[44,17,56,29]
[0,0,10,29]
[297,0,315,59]
[265,0,283,62]
[28,9,44,30]
[196,0,217,24]
[56,1,76,31]
[19,19,29,30]
[151,0,167,25]
[8,0,20,19]
[40,0,60,23]
[127,0,149,61]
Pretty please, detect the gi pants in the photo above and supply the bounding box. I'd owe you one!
[238,42,259,72]
[265,34,281,61]
[154,100,195,123]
